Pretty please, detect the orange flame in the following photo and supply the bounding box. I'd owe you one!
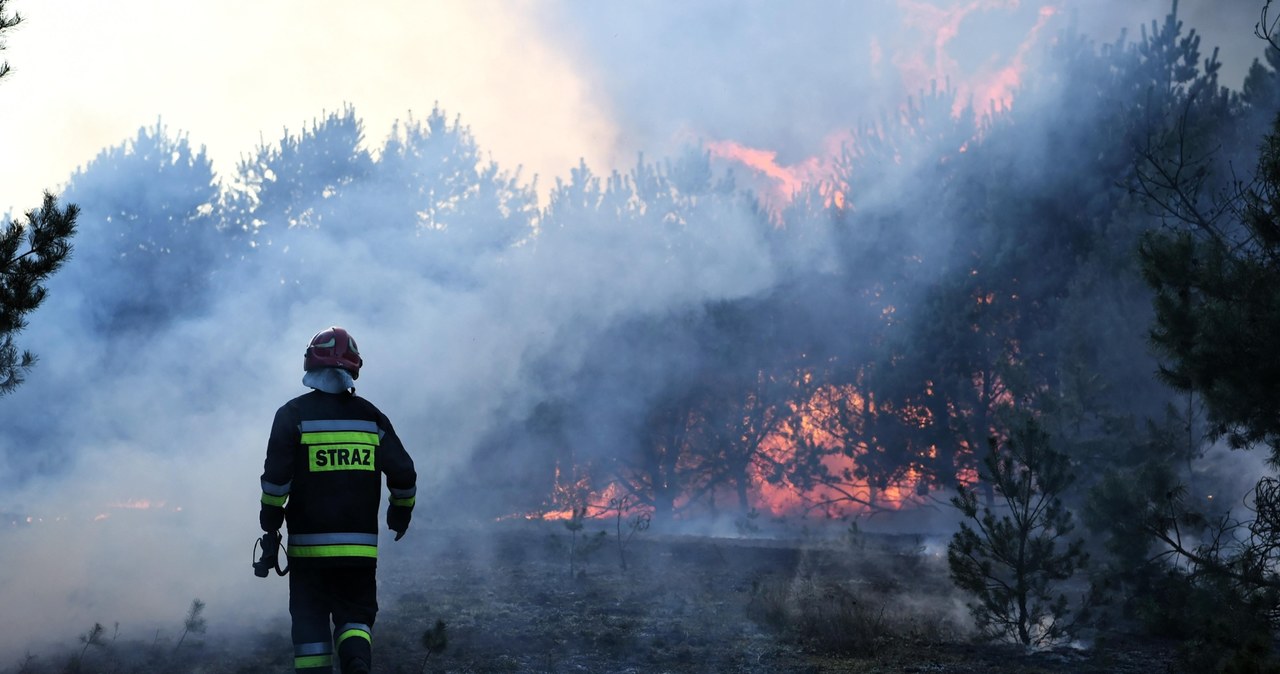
[705,132,853,213]
[504,462,636,522]
[895,0,1060,117]
[516,361,994,524]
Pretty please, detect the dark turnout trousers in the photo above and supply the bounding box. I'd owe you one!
[289,567,377,673]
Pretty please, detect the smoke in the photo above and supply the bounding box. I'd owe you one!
[0,0,1271,662]
[534,0,1260,165]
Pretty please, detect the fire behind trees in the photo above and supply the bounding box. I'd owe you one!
[4,0,1280,666]
[471,4,1280,532]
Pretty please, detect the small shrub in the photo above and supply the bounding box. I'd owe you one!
[61,623,107,674]
[746,577,896,656]
[419,619,448,673]
[550,507,608,579]
[735,508,761,536]
[175,598,207,650]
[608,495,651,570]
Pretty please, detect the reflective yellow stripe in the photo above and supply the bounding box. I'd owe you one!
[294,653,333,668]
[336,628,371,648]
[301,431,380,446]
[289,544,378,558]
[390,496,415,507]
[261,493,287,507]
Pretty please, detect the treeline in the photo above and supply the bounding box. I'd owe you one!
[10,4,1280,662]
[32,7,1278,519]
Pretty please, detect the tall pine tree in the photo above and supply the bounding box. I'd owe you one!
[0,2,79,395]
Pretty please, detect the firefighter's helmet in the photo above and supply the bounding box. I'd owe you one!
[304,326,362,379]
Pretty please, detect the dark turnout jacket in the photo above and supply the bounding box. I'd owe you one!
[259,389,417,569]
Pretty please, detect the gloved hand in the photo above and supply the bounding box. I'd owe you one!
[387,504,412,541]
[253,531,281,578]
[260,504,285,533]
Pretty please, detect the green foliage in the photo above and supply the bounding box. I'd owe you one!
[0,9,79,397]
[1087,451,1280,668]
[0,193,78,395]
[1155,569,1279,673]
[1128,13,1280,661]
[1140,217,1280,460]
[947,417,1088,646]
[1135,10,1280,462]
[0,0,18,80]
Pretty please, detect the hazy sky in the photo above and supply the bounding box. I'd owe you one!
[0,0,620,215]
[0,0,1263,216]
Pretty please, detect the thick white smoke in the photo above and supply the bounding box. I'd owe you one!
[0,0,1268,662]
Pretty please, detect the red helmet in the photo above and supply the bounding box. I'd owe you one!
[304,326,363,379]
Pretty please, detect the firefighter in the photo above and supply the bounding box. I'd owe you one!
[258,326,417,674]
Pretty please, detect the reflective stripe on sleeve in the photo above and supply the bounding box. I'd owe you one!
[261,492,288,507]
[261,478,291,507]
[390,485,417,508]
[261,479,292,496]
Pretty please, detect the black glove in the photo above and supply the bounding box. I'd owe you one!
[260,504,285,532]
[387,504,412,541]
[253,531,281,578]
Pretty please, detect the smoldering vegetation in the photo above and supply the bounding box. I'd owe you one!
[3,1,1280,671]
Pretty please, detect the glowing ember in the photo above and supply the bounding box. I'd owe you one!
[503,462,638,522]
[109,498,165,510]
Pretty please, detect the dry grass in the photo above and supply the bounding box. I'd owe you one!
[5,522,1182,673]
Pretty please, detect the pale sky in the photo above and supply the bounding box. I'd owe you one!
[0,0,621,215]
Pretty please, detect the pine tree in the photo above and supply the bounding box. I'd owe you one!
[0,0,17,81]
[1139,96,1280,460]
[0,2,79,394]
[947,416,1088,646]
[1,194,78,394]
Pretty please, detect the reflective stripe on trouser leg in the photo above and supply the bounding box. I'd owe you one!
[335,622,372,671]
[290,570,335,673]
[293,641,333,672]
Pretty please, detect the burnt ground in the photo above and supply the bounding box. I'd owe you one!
[6,522,1185,673]
[367,522,1181,674]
